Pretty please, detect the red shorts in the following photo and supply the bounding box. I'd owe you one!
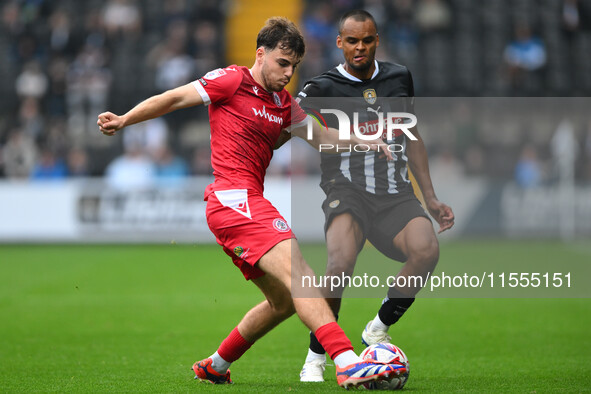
[205,189,295,280]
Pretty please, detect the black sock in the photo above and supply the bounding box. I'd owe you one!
[309,332,325,354]
[309,314,338,354]
[378,288,415,326]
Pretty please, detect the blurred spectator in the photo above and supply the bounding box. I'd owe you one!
[301,3,338,71]
[66,44,112,142]
[154,145,189,185]
[43,119,69,157]
[101,0,142,38]
[2,2,23,37]
[190,21,224,77]
[15,61,48,99]
[364,0,389,28]
[18,97,44,141]
[191,0,226,24]
[48,9,74,55]
[147,20,194,91]
[46,56,68,117]
[2,130,37,179]
[514,145,543,188]
[503,23,547,93]
[386,0,419,63]
[414,0,452,33]
[123,118,169,157]
[30,148,67,180]
[551,119,578,180]
[105,144,156,191]
[504,24,547,71]
[563,0,581,33]
[161,0,189,29]
[302,3,335,42]
[67,147,89,177]
[83,10,107,50]
[13,32,45,65]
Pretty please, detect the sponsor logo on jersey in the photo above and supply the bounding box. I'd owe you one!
[252,86,259,96]
[367,106,381,117]
[329,200,340,208]
[233,246,244,257]
[273,218,290,232]
[363,88,377,105]
[252,106,284,125]
[199,78,207,86]
[273,92,282,107]
[204,68,226,80]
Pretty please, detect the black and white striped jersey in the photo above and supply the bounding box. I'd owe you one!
[297,60,415,196]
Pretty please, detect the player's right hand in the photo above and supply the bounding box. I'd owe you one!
[367,139,394,162]
[97,112,125,136]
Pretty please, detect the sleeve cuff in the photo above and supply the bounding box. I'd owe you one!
[191,80,211,106]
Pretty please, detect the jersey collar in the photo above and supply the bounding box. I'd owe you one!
[336,60,379,82]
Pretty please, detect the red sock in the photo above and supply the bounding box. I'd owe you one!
[217,327,253,362]
[314,322,354,360]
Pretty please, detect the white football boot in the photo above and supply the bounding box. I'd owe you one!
[299,357,326,382]
[361,320,392,346]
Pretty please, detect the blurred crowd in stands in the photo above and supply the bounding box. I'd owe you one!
[1,0,591,187]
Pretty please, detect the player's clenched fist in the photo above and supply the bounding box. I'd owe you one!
[97,112,125,136]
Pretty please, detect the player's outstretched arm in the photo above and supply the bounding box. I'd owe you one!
[290,118,394,161]
[97,83,204,136]
[406,127,455,233]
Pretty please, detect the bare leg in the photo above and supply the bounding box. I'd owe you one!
[256,238,337,333]
[323,213,365,315]
[392,216,439,297]
[236,271,295,343]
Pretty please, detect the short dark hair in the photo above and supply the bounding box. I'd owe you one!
[338,10,378,35]
[256,17,306,59]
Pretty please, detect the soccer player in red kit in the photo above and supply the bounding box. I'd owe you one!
[97,17,406,388]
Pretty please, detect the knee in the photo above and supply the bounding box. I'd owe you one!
[268,298,296,319]
[326,248,357,277]
[407,236,439,269]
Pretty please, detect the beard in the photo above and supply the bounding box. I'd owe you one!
[261,64,285,92]
[349,57,373,71]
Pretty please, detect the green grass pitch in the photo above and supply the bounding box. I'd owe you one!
[0,241,589,392]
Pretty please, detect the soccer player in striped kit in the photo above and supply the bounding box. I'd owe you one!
[297,10,455,382]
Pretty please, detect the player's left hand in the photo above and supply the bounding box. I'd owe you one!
[426,199,454,234]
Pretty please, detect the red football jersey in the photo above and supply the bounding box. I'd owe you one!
[192,66,307,195]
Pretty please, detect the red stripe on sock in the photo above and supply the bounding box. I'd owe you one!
[217,327,253,363]
[314,322,354,360]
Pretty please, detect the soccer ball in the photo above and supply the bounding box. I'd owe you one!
[360,343,410,390]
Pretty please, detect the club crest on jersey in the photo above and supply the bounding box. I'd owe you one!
[363,88,377,105]
[204,68,226,80]
[273,218,290,232]
[329,200,340,208]
[273,92,282,107]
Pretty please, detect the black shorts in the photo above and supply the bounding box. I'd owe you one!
[322,185,430,262]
